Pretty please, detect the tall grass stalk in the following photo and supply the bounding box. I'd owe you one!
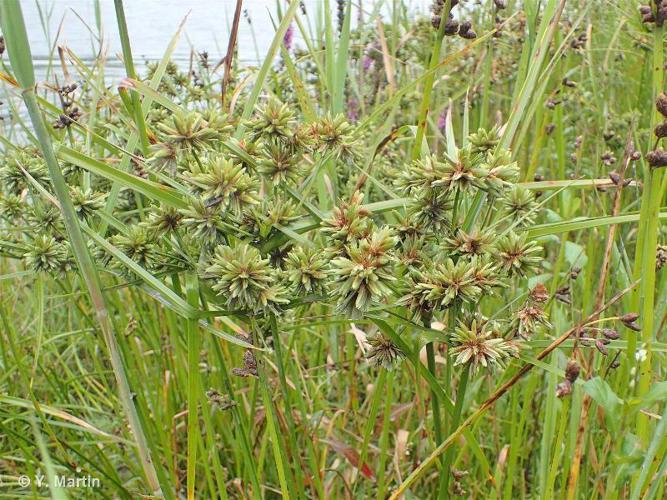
[0,1,163,495]
[113,0,150,155]
[635,23,665,445]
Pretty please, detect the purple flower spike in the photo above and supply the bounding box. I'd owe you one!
[284,23,294,51]
[437,108,448,132]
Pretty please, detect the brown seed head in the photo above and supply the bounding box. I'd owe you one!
[565,359,580,383]
[656,93,667,117]
[657,245,667,269]
[530,283,549,303]
[655,122,667,138]
[646,149,667,168]
[451,468,468,480]
[556,380,572,398]
[595,339,609,356]
[444,19,459,36]
[602,328,620,340]
[621,312,641,331]
[460,29,477,40]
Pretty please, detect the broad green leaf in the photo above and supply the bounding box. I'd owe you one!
[582,377,623,414]
[58,146,188,209]
[527,212,667,238]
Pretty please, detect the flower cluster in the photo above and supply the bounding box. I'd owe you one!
[0,73,547,377]
[449,317,520,371]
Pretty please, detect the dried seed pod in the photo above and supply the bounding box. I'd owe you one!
[206,389,237,411]
[232,350,259,378]
[656,93,667,117]
[555,286,572,305]
[646,149,667,167]
[594,339,609,356]
[602,328,620,340]
[493,16,504,37]
[493,0,507,8]
[556,379,572,398]
[655,122,667,138]
[622,313,638,322]
[657,245,667,269]
[565,359,580,383]
[571,33,587,49]
[579,337,592,347]
[451,468,468,480]
[444,19,459,36]
[610,358,621,369]
[452,481,466,496]
[601,152,617,166]
[643,12,656,23]
[457,20,477,39]
[609,171,621,185]
[530,283,549,303]
[658,1,667,26]
[0,36,5,56]
[620,313,641,332]
[631,150,642,161]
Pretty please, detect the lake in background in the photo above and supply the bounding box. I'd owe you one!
[18,0,431,82]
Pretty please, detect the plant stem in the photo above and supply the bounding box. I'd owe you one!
[425,341,444,446]
[439,363,470,498]
[268,314,306,498]
[358,367,387,486]
[113,0,150,155]
[377,368,395,499]
[0,2,164,494]
[635,23,664,445]
[411,0,453,161]
[186,274,200,500]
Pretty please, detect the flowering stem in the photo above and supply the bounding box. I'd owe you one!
[0,1,164,492]
[438,362,470,498]
[113,0,150,155]
[268,313,307,498]
[358,367,386,486]
[635,21,665,446]
[185,274,200,500]
[411,0,453,161]
[425,340,444,443]
[451,187,461,227]
[377,368,395,499]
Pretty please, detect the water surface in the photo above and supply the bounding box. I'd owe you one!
[19,0,429,82]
